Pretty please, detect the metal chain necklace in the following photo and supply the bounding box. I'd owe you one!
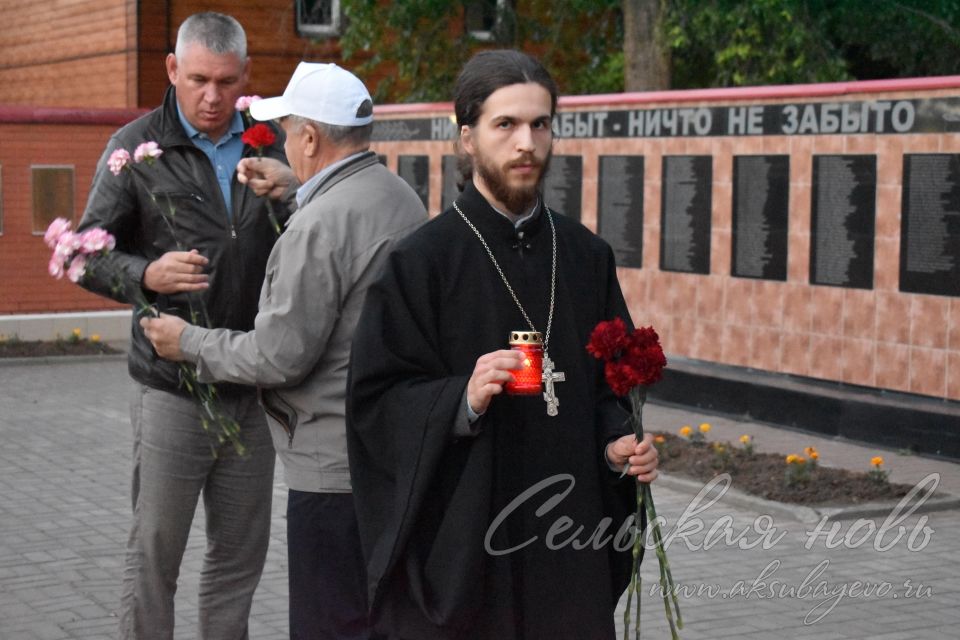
[453,200,565,416]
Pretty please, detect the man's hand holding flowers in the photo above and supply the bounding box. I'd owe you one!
[606,432,659,482]
[236,156,295,199]
[140,314,188,361]
[143,249,210,294]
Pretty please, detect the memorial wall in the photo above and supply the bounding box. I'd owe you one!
[369,79,960,402]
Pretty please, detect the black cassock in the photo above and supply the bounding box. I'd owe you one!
[347,183,640,640]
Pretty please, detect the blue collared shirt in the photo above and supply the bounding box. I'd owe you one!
[176,105,246,217]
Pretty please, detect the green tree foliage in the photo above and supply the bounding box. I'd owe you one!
[339,0,623,102]
[338,0,960,102]
[812,0,960,79]
[664,0,850,87]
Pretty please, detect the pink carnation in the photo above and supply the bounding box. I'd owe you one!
[108,148,131,176]
[66,255,87,283]
[48,254,66,279]
[79,228,116,254]
[133,141,163,163]
[44,217,73,249]
[54,232,81,260]
[235,95,262,112]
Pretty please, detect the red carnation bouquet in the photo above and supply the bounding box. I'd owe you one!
[587,318,681,639]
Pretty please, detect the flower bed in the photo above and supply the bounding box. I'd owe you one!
[654,431,912,506]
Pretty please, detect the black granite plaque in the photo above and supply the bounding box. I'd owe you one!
[732,155,790,280]
[597,156,644,268]
[542,155,582,220]
[660,156,712,274]
[900,154,960,296]
[397,155,429,208]
[441,155,460,212]
[810,155,876,289]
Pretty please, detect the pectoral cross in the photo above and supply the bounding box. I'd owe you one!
[541,353,565,417]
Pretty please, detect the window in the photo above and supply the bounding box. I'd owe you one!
[465,0,506,41]
[32,166,74,233]
[296,0,341,38]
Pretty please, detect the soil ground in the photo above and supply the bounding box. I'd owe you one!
[654,431,912,506]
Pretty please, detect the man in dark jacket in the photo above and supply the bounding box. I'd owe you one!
[77,12,287,639]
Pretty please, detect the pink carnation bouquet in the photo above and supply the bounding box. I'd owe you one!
[47,141,247,456]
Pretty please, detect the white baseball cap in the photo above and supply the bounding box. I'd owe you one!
[249,62,373,127]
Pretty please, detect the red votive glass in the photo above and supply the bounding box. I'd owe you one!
[505,330,543,395]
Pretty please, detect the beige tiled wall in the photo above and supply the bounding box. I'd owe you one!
[372,88,960,402]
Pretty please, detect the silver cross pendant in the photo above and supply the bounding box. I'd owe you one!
[541,353,565,417]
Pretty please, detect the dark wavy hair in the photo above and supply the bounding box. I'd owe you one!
[454,50,558,128]
[453,50,558,188]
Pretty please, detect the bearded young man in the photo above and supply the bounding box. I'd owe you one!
[346,50,660,640]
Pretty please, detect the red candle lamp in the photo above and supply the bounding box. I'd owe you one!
[506,330,543,395]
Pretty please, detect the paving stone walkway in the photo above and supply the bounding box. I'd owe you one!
[1,358,957,639]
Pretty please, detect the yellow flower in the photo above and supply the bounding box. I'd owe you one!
[654,435,666,444]
[72,327,82,337]
[699,423,711,434]
[679,425,693,438]
[871,456,884,468]
[90,334,101,343]
[739,434,751,444]
[786,454,798,464]
[714,444,726,453]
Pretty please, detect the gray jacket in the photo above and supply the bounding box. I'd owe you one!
[180,151,426,491]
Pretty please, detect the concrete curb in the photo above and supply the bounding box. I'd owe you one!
[655,471,960,524]
[0,352,128,367]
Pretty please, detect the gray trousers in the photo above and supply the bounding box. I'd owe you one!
[120,384,276,640]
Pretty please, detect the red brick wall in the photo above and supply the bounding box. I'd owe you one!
[0,0,381,110]
[0,120,127,314]
[0,0,134,108]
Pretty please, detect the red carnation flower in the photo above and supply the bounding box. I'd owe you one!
[588,320,667,395]
[241,123,276,150]
[622,326,667,387]
[586,317,630,360]
[604,360,643,397]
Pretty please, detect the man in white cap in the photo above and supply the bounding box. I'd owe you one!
[141,62,427,639]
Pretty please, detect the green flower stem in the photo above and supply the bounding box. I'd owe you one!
[88,178,245,456]
[644,483,682,638]
[620,385,681,639]
[265,198,281,237]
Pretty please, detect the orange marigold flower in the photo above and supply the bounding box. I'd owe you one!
[786,454,798,464]
[871,456,884,468]
[699,423,711,434]
[679,425,693,438]
[654,435,666,444]
[739,434,751,444]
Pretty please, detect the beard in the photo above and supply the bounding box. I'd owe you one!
[474,149,552,216]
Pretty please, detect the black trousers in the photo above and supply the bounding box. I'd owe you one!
[287,490,372,640]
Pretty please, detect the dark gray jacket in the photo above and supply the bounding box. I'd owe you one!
[78,87,288,394]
